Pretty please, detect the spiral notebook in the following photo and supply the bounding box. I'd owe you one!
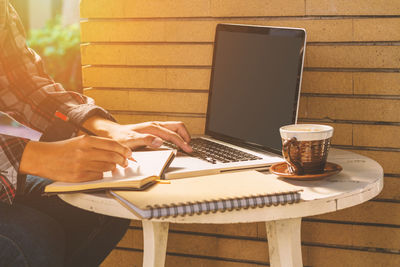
[110,171,302,219]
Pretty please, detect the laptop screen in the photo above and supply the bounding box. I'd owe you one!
[206,24,306,154]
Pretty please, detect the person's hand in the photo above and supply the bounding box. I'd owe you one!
[82,117,193,153]
[113,121,193,153]
[20,135,132,182]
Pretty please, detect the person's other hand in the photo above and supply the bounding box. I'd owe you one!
[20,135,132,182]
[114,121,192,153]
[82,117,193,153]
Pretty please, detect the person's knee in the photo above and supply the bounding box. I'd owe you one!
[0,230,65,267]
[0,233,65,267]
[0,235,29,267]
[0,202,66,267]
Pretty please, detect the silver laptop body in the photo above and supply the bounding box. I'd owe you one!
[165,24,307,179]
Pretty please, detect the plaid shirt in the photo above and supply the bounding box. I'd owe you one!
[0,1,112,204]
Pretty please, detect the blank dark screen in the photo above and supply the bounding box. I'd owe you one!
[207,28,304,153]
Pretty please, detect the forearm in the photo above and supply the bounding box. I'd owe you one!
[19,141,49,178]
[19,135,131,184]
[80,118,193,153]
[80,116,119,138]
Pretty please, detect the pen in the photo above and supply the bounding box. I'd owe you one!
[54,111,137,163]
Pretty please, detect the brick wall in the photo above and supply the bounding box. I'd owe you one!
[80,0,400,266]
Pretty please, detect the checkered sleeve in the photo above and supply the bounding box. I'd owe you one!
[0,134,28,204]
[0,3,113,204]
[0,4,113,133]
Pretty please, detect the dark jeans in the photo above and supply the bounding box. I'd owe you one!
[0,175,130,267]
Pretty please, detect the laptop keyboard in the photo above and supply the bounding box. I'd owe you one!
[164,138,262,164]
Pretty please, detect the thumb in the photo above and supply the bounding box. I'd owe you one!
[125,133,164,149]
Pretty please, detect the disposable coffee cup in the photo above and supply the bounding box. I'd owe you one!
[279,124,333,175]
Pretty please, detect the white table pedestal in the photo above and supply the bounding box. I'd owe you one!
[266,218,303,267]
[142,221,169,267]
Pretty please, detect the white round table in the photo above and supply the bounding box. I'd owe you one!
[59,149,383,267]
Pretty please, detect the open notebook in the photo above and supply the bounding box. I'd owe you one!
[110,170,302,219]
[44,150,175,194]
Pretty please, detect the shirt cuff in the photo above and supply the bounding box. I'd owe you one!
[66,104,116,126]
[40,104,116,142]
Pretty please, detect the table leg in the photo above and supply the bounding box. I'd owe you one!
[265,217,303,267]
[142,221,169,267]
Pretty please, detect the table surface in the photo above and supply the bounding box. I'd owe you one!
[59,149,384,224]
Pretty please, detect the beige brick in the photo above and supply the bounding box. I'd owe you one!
[313,201,399,225]
[243,19,350,42]
[301,221,400,250]
[211,0,305,17]
[116,229,134,248]
[301,71,400,95]
[80,0,211,18]
[306,0,400,15]
[354,18,400,42]
[354,125,400,148]
[301,97,400,122]
[304,246,400,267]
[81,44,400,69]
[302,123,400,148]
[351,149,400,174]
[300,19,351,42]
[171,222,259,238]
[166,256,262,267]
[82,67,211,90]
[108,227,400,267]
[81,44,213,66]
[302,71,400,95]
[377,176,400,201]
[107,227,400,267]
[129,220,141,227]
[305,46,400,69]
[81,19,353,43]
[111,113,206,135]
[83,70,400,97]
[125,228,270,263]
[80,17,400,44]
[81,0,400,18]
[80,20,215,43]
[102,247,264,267]
[301,71,353,94]
[84,88,208,114]
[101,249,141,267]
[169,257,263,267]
[323,123,352,146]
[81,44,400,68]
[167,232,221,259]
[354,72,400,95]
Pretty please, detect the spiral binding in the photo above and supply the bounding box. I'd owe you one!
[145,192,301,219]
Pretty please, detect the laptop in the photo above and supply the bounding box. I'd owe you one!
[164,23,307,179]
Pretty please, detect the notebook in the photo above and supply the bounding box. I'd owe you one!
[110,171,301,219]
[44,150,175,194]
[110,170,302,219]
[164,24,307,179]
